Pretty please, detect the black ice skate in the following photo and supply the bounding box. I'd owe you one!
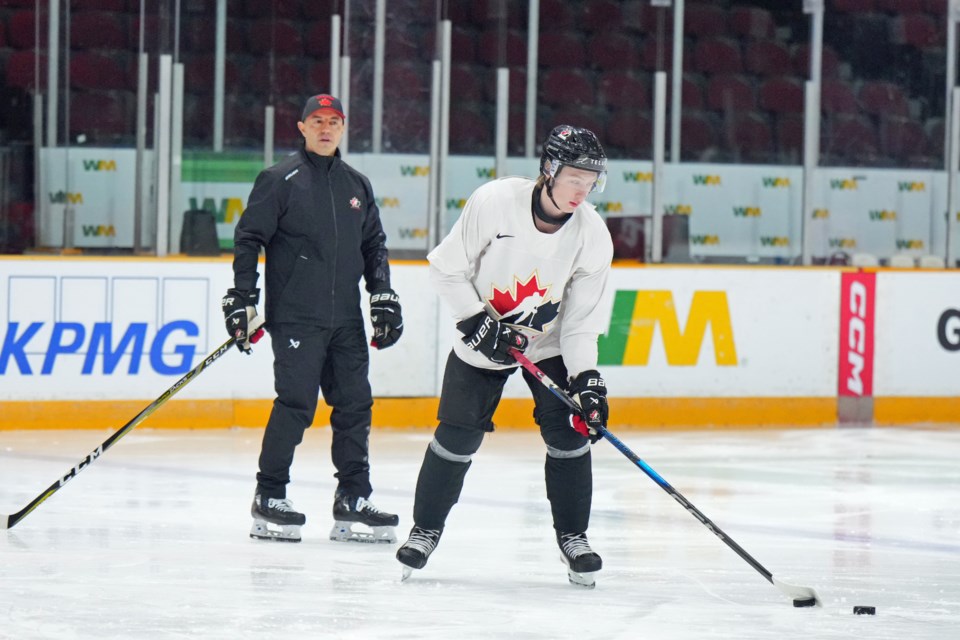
[329,492,399,544]
[396,526,443,581]
[557,531,603,588]
[250,493,306,543]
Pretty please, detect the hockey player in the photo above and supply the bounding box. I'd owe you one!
[224,94,401,544]
[396,125,613,587]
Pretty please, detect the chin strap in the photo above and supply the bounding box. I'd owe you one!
[533,183,573,227]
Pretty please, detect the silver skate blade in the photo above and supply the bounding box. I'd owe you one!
[567,569,597,589]
[329,521,397,544]
[250,520,302,543]
[400,566,413,582]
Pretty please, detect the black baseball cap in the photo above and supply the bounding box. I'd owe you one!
[301,94,346,121]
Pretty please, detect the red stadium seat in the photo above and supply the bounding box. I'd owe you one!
[471,0,524,26]
[581,0,623,33]
[680,111,719,159]
[880,116,927,159]
[250,58,305,96]
[775,114,805,161]
[271,98,303,148]
[682,74,706,109]
[307,61,332,93]
[244,0,302,19]
[183,54,240,94]
[730,6,776,40]
[641,38,693,72]
[539,0,577,30]
[925,0,946,13]
[831,0,877,11]
[483,67,527,105]
[793,44,841,79]
[728,112,774,161]
[858,81,910,117]
[305,21,333,57]
[823,114,879,159]
[477,28,526,67]
[71,11,127,50]
[684,3,728,37]
[424,26,478,64]
[70,52,127,90]
[248,19,303,56]
[73,0,126,9]
[706,74,755,111]
[70,90,131,140]
[539,32,587,68]
[890,14,940,49]
[183,17,215,53]
[744,40,793,76]
[759,77,804,114]
[821,80,858,114]
[550,105,606,141]
[8,10,45,49]
[383,60,429,101]
[540,68,595,108]
[878,0,925,11]
[448,103,493,154]
[588,32,641,71]
[693,38,743,75]
[924,118,944,160]
[598,70,649,110]
[382,105,431,153]
[4,50,47,90]
[386,28,422,61]
[450,63,486,103]
[606,109,653,155]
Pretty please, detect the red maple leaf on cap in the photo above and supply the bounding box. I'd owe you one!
[319,96,332,107]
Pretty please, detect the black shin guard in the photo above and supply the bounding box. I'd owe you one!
[545,450,593,534]
[412,447,473,530]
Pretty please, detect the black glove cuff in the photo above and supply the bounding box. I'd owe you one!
[371,287,400,308]
[571,369,606,395]
[227,287,260,306]
[456,311,487,337]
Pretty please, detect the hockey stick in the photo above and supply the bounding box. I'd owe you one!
[2,319,264,530]
[509,348,822,608]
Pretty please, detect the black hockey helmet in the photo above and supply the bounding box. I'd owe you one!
[540,125,608,193]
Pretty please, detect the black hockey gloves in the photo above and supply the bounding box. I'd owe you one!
[370,288,403,350]
[568,370,608,443]
[456,310,528,365]
[222,288,264,354]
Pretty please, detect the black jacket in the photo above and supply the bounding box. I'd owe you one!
[232,147,391,327]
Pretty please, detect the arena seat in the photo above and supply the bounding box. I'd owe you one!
[386,28,424,61]
[477,28,526,67]
[606,109,653,155]
[706,74,755,111]
[540,68,595,107]
[539,31,587,68]
[305,21,333,57]
[69,90,132,141]
[641,38,693,72]
[71,11,127,50]
[693,38,743,75]
[878,0,925,11]
[890,13,940,49]
[248,19,303,56]
[793,43,841,79]
[680,111,719,158]
[728,112,774,161]
[879,115,927,159]
[539,0,577,30]
[483,67,527,105]
[448,103,493,154]
[470,0,524,26]
[924,117,944,159]
[821,80,859,114]
[250,57,305,96]
[598,70,649,110]
[682,74,706,109]
[858,80,910,118]
[70,52,128,90]
[243,0,302,19]
[382,105,431,153]
[684,3,728,38]
[184,55,240,94]
[775,114,805,160]
[581,0,623,33]
[424,26,478,64]
[383,60,429,100]
[8,10,44,49]
[759,77,804,114]
[831,0,877,11]
[745,40,793,76]
[730,6,776,40]
[4,51,47,90]
[588,32,642,71]
[823,114,880,159]
[450,63,486,103]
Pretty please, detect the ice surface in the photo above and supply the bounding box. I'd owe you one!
[2,426,958,639]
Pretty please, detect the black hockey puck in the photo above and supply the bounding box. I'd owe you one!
[853,606,876,615]
[793,598,817,608]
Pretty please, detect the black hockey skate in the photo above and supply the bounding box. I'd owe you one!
[557,531,602,588]
[329,492,399,544]
[397,526,443,581]
[250,493,306,543]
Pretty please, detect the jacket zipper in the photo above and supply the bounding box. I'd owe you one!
[327,163,338,326]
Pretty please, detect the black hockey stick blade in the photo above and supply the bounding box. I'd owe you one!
[508,348,823,608]
[2,319,264,530]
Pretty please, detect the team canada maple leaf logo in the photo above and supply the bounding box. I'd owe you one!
[349,197,361,209]
[488,272,560,333]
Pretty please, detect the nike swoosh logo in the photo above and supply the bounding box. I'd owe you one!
[496,233,514,239]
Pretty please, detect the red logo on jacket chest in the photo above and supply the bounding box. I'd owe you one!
[349,197,361,210]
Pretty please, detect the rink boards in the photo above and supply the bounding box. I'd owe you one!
[0,257,957,429]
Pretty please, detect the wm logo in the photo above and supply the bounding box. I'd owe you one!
[897,181,926,192]
[82,224,116,237]
[813,208,830,219]
[733,206,761,218]
[760,236,789,247]
[896,239,924,250]
[869,210,897,221]
[692,174,721,186]
[476,167,496,178]
[830,179,858,190]
[82,159,117,171]
[829,238,857,248]
[446,198,467,210]
[188,197,244,224]
[397,227,428,239]
[623,171,653,182]
[49,191,83,205]
[691,234,720,245]
[664,204,692,215]
[595,201,623,213]
[376,197,400,208]
[400,165,430,177]
[761,177,791,188]
[599,290,738,366]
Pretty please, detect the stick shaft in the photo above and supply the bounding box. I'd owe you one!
[2,335,238,530]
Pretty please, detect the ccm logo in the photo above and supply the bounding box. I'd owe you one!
[839,274,875,398]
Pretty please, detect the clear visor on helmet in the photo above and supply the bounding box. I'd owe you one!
[545,159,607,193]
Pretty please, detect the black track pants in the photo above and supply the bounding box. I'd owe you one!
[256,322,373,499]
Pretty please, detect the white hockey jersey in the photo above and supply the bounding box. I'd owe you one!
[428,176,614,377]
